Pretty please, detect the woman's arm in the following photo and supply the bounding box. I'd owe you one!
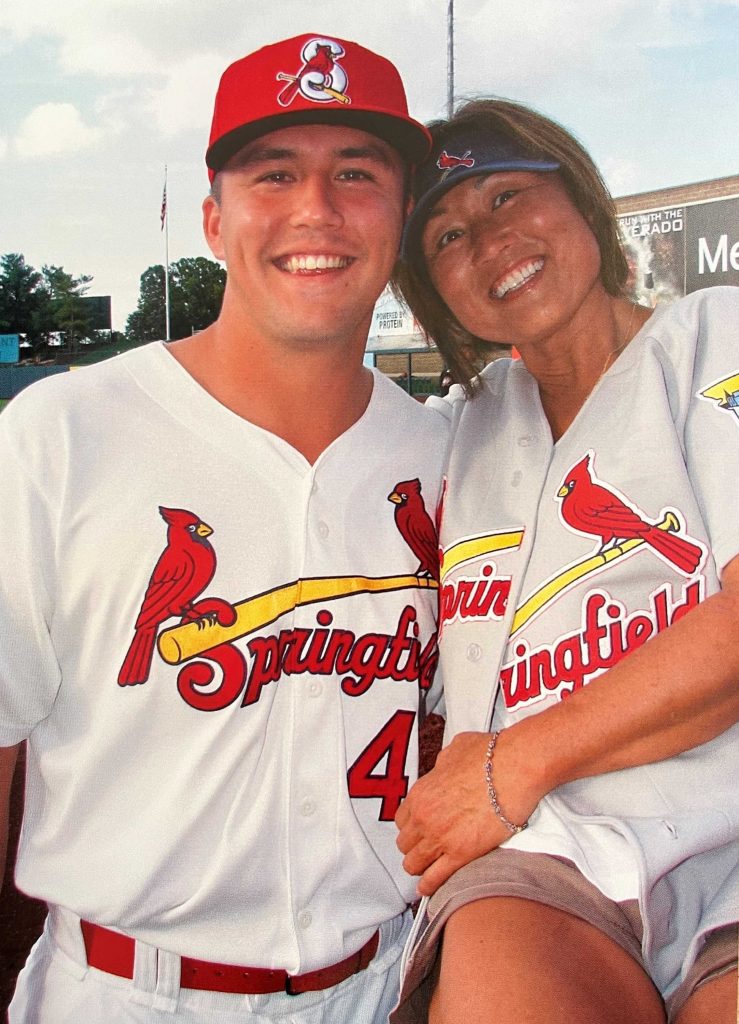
[396,555,739,896]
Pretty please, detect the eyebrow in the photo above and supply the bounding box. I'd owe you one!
[425,203,451,225]
[231,142,397,170]
[424,172,513,224]
[336,144,397,167]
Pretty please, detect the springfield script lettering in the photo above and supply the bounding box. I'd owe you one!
[501,580,702,710]
[177,605,436,711]
[440,562,511,631]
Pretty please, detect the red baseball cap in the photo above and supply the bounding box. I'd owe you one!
[206,33,431,182]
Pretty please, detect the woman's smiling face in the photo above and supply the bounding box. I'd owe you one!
[421,170,604,350]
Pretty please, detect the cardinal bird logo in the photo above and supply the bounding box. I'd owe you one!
[557,453,703,576]
[437,149,475,181]
[118,507,218,686]
[276,37,350,107]
[437,149,475,170]
[388,479,440,581]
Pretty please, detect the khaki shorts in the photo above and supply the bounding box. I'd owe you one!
[392,849,737,1024]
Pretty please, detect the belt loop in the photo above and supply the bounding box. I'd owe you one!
[153,949,181,1013]
[130,938,158,1007]
[48,906,89,978]
[129,939,179,1013]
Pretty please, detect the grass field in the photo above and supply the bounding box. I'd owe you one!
[0,400,9,413]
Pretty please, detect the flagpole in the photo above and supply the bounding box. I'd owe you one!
[162,166,171,341]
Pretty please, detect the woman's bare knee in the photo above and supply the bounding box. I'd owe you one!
[430,897,666,1024]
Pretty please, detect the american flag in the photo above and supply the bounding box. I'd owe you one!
[160,173,167,231]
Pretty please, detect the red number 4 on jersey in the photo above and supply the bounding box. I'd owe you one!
[347,711,415,820]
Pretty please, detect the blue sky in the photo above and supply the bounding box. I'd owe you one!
[1,0,737,330]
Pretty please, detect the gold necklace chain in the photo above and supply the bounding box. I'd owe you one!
[598,303,638,380]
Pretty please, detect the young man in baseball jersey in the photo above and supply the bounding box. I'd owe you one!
[0,34,448,1023]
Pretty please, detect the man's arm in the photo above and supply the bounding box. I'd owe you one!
[1,744,20,889]
[396,555,739,896]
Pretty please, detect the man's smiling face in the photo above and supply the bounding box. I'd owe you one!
[203,123,406,354]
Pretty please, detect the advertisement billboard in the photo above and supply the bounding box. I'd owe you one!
[366,286,432,353]
[618,194,739,305]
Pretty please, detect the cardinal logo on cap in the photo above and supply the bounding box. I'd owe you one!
[276,37,351,107]
[437,149,475,180]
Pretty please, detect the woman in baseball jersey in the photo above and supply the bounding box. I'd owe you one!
[392,99,739,1024]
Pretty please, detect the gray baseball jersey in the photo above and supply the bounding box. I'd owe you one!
[420,287,739,999]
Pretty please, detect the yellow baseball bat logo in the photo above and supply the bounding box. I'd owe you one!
[511,510,681,635]
[275,72,351,104]
[440,530,524,581]
[158,574,437,665]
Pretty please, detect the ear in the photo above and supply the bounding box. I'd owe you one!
[202,194,225,261]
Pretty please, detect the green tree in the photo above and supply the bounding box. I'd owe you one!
[125,257,225,342]
[125,265,166,343]
[42,265,93,354]
[0,253,51,352]
[172,257,227,337]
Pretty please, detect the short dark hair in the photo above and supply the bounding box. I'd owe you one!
[395,98,629,393]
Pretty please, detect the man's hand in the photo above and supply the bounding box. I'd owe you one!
[395,730,536,897]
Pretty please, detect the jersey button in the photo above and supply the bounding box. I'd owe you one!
[317,521,330,539]
[300,799,316,817]
[308,680,323,698]
[297,910,312,929]
[517,435,533,447]
[466,643,483,662]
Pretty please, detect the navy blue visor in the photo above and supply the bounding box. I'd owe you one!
[402,128,560,260]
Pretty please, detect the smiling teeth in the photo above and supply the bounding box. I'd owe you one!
[282,255,349,273]
[494,259,544,298]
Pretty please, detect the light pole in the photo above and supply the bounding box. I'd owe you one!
[447,0,455,117]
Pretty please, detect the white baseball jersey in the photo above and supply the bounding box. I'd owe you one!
[0,343,448,972]
[424,287,739,999]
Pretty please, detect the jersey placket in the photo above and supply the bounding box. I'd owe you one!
[284,465,343,971]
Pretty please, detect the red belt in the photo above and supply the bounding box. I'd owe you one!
[80,920,379,996]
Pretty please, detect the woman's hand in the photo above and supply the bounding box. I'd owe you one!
[395,729,540,897]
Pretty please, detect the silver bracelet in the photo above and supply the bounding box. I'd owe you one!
[484,731,528,835]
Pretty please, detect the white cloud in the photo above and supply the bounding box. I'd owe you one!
[148,52,226,137]
[600,155,644,197]
[14,102,102,158]
[453,0,644,94]
[59,27,154,77]
[0,136,7,160]
[0,0,94,45]
[0,0,157,76]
